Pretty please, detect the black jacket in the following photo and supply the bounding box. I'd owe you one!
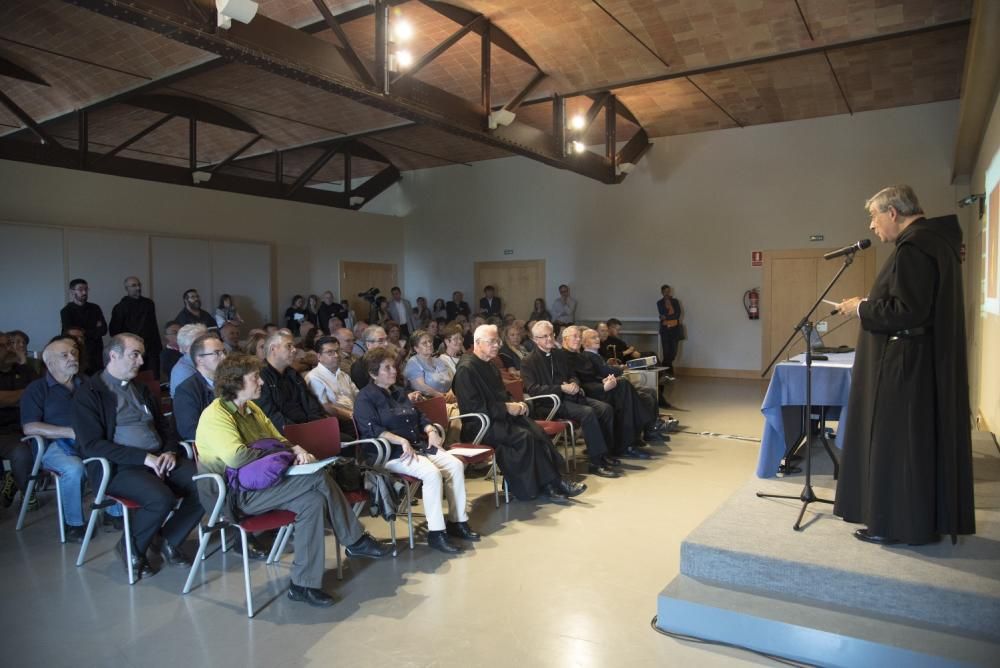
[173,372,214,441]
[257,362,324,433]
[73,374,179,472]
[521,348,584,417]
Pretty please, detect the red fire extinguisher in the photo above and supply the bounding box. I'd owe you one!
[744,289,760,320]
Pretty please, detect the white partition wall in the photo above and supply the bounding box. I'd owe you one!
[0,223,65,350]
[210,240,272,327]
[64,227,150,325]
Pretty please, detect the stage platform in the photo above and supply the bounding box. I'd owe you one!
[657,431,1000,667]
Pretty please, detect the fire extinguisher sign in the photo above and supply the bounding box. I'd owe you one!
[751,251,763,267]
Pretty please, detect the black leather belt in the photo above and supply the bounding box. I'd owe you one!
[888,326,931,341]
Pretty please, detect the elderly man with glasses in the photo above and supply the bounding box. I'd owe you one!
[173,333,227,441]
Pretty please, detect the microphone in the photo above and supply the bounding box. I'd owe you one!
[824,239,871,260]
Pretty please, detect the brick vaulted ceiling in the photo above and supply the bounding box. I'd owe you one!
[0,0,972,207]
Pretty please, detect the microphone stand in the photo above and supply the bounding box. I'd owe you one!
[757,252,856,531]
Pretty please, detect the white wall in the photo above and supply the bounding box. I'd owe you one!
[0,161,405,345]
[381,101,964,372]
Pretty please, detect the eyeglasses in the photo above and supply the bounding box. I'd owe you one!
[197,350,227,358]
[533,334,554,340]
[369,337,388,344]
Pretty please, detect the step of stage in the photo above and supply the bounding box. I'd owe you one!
[657,575,998,668]
[658,432,1000,665]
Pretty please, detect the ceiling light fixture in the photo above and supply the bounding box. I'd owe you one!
[393,19,414,42]
[488,108,517,129]
[571,140,586,154]
[216,0,258,30]
[394,49,414,70]
[569,114,585,131]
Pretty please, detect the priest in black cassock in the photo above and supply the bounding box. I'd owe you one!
[109,276,162,378]
[452,325,585,503]
[832,185,975,546]
[59,278,106,375]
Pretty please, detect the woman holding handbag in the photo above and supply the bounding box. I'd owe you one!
[195,353,389,607]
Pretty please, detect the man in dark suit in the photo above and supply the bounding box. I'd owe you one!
[73,334,202,579]
[60,278,107,375]
[446,291,471,322]
[172,333,225,441]
[520,321,619,478]
[479,285,503,318]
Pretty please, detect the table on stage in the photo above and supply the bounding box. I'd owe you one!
[757,352,855,478]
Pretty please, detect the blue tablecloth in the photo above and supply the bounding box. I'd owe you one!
[757,352,854,478]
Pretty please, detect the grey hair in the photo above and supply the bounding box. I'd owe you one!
[103,333,143,365]
[177,324,207,352]
[473,324,498,343]
[530,320,553,337]
[362,325,386,343]
[560,325,580,342]
[264,330,292,355]
[865,185,923,217]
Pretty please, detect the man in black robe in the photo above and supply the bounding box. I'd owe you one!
[452,325,584,503]
[109,276,162,379]
[833,185,975,546]
[60,278,107,375]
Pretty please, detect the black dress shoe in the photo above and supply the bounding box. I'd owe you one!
[446,521,481,542]
[556,479,587,497]
[427,530,463,554]
[643,430,666,443]
[287,582,336,607]
[853,528,900,545]
[587,464,621,478]
[345,532,392,558]
[160,540,193,567]
[602,456,622,467]
[64,524,86,544]
[116,537,158,578]
[541,483,571,505]
[622,446,652,460]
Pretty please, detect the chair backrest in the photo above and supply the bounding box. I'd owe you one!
[284,417,343,459]
[412,395,447,430]
[505,379,524,402]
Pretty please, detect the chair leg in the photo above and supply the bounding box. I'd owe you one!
[122,506,136,585]
[54,474,65,543]
[15,477,36,531]
[490,461,499,509]
[239,529,255,618]
[76,508,102,567]
[277,525,293,560]
[389,517,398,557]
[266,527,284,564]
[335,536,343,581]
[406,483,415,550]
[220,527,229,553]
[182,528,213,594]
[504,478,510,504]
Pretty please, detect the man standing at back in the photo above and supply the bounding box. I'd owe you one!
[551,284,577,327]
[656,284,682,378]
[175,289,217,329]
[387,287,417,338]
[60,278,106,375]
[110,277,162,379]
[833,185,975,546]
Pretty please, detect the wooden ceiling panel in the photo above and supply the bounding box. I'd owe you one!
[361,124,511,171]
[615,78,736,137]
[828,24,968,113]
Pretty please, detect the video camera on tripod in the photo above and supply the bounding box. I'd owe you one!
[357,287,380,303]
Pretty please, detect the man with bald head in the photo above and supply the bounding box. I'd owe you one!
[333,327,358,374]
[521,321,619,478]
[454,325,585,502]
[110,276,162,378]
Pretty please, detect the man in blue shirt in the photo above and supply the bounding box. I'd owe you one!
[20,336,88,542]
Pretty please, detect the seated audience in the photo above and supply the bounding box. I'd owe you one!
[0,331,38,510]
[169,324,208,397]
[351,321,369,357]
[285,295,307,337]
[521,321,619,478]
[529,298,551,323]
[7,329,43,377]
[413,297,432,329]
[243,331,267,360]
[563,326,660,459]
[349,326,388,389]
[498,322,529,375]
[600,319,641,361]
[195,353,389,607]
[159,321,182,379]
[74,334,202,578]
[453,325,585,503]
[431,298,448,321]
[263,323,280,335]
[256,331,325,433]
[332,327,358,374]
[214,294,242,328]
[327,316,345,336]
[219,321,241,353]
[173,333,227,441]
[354,347,477,554]
[446,291,471,322]
[305,294,321,328]
[19,336,87,541]
[404,330,454,400]
[385,321,404,351]
[437,324,465,374]
[175,289,217,329]
[305,336,359,438]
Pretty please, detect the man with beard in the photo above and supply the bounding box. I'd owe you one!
[452,325,585,503]
[60,278,107,374]
[174,289,217,329]
[110,276,162,378]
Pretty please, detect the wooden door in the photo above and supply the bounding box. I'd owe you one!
[340,261,397,324]
[761,248,878,375]
[474,260,545,321]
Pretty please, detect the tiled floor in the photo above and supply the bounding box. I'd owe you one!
[1,377,782,667]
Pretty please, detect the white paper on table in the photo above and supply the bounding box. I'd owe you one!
[448,447,492,458]
[286,456,341,476]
